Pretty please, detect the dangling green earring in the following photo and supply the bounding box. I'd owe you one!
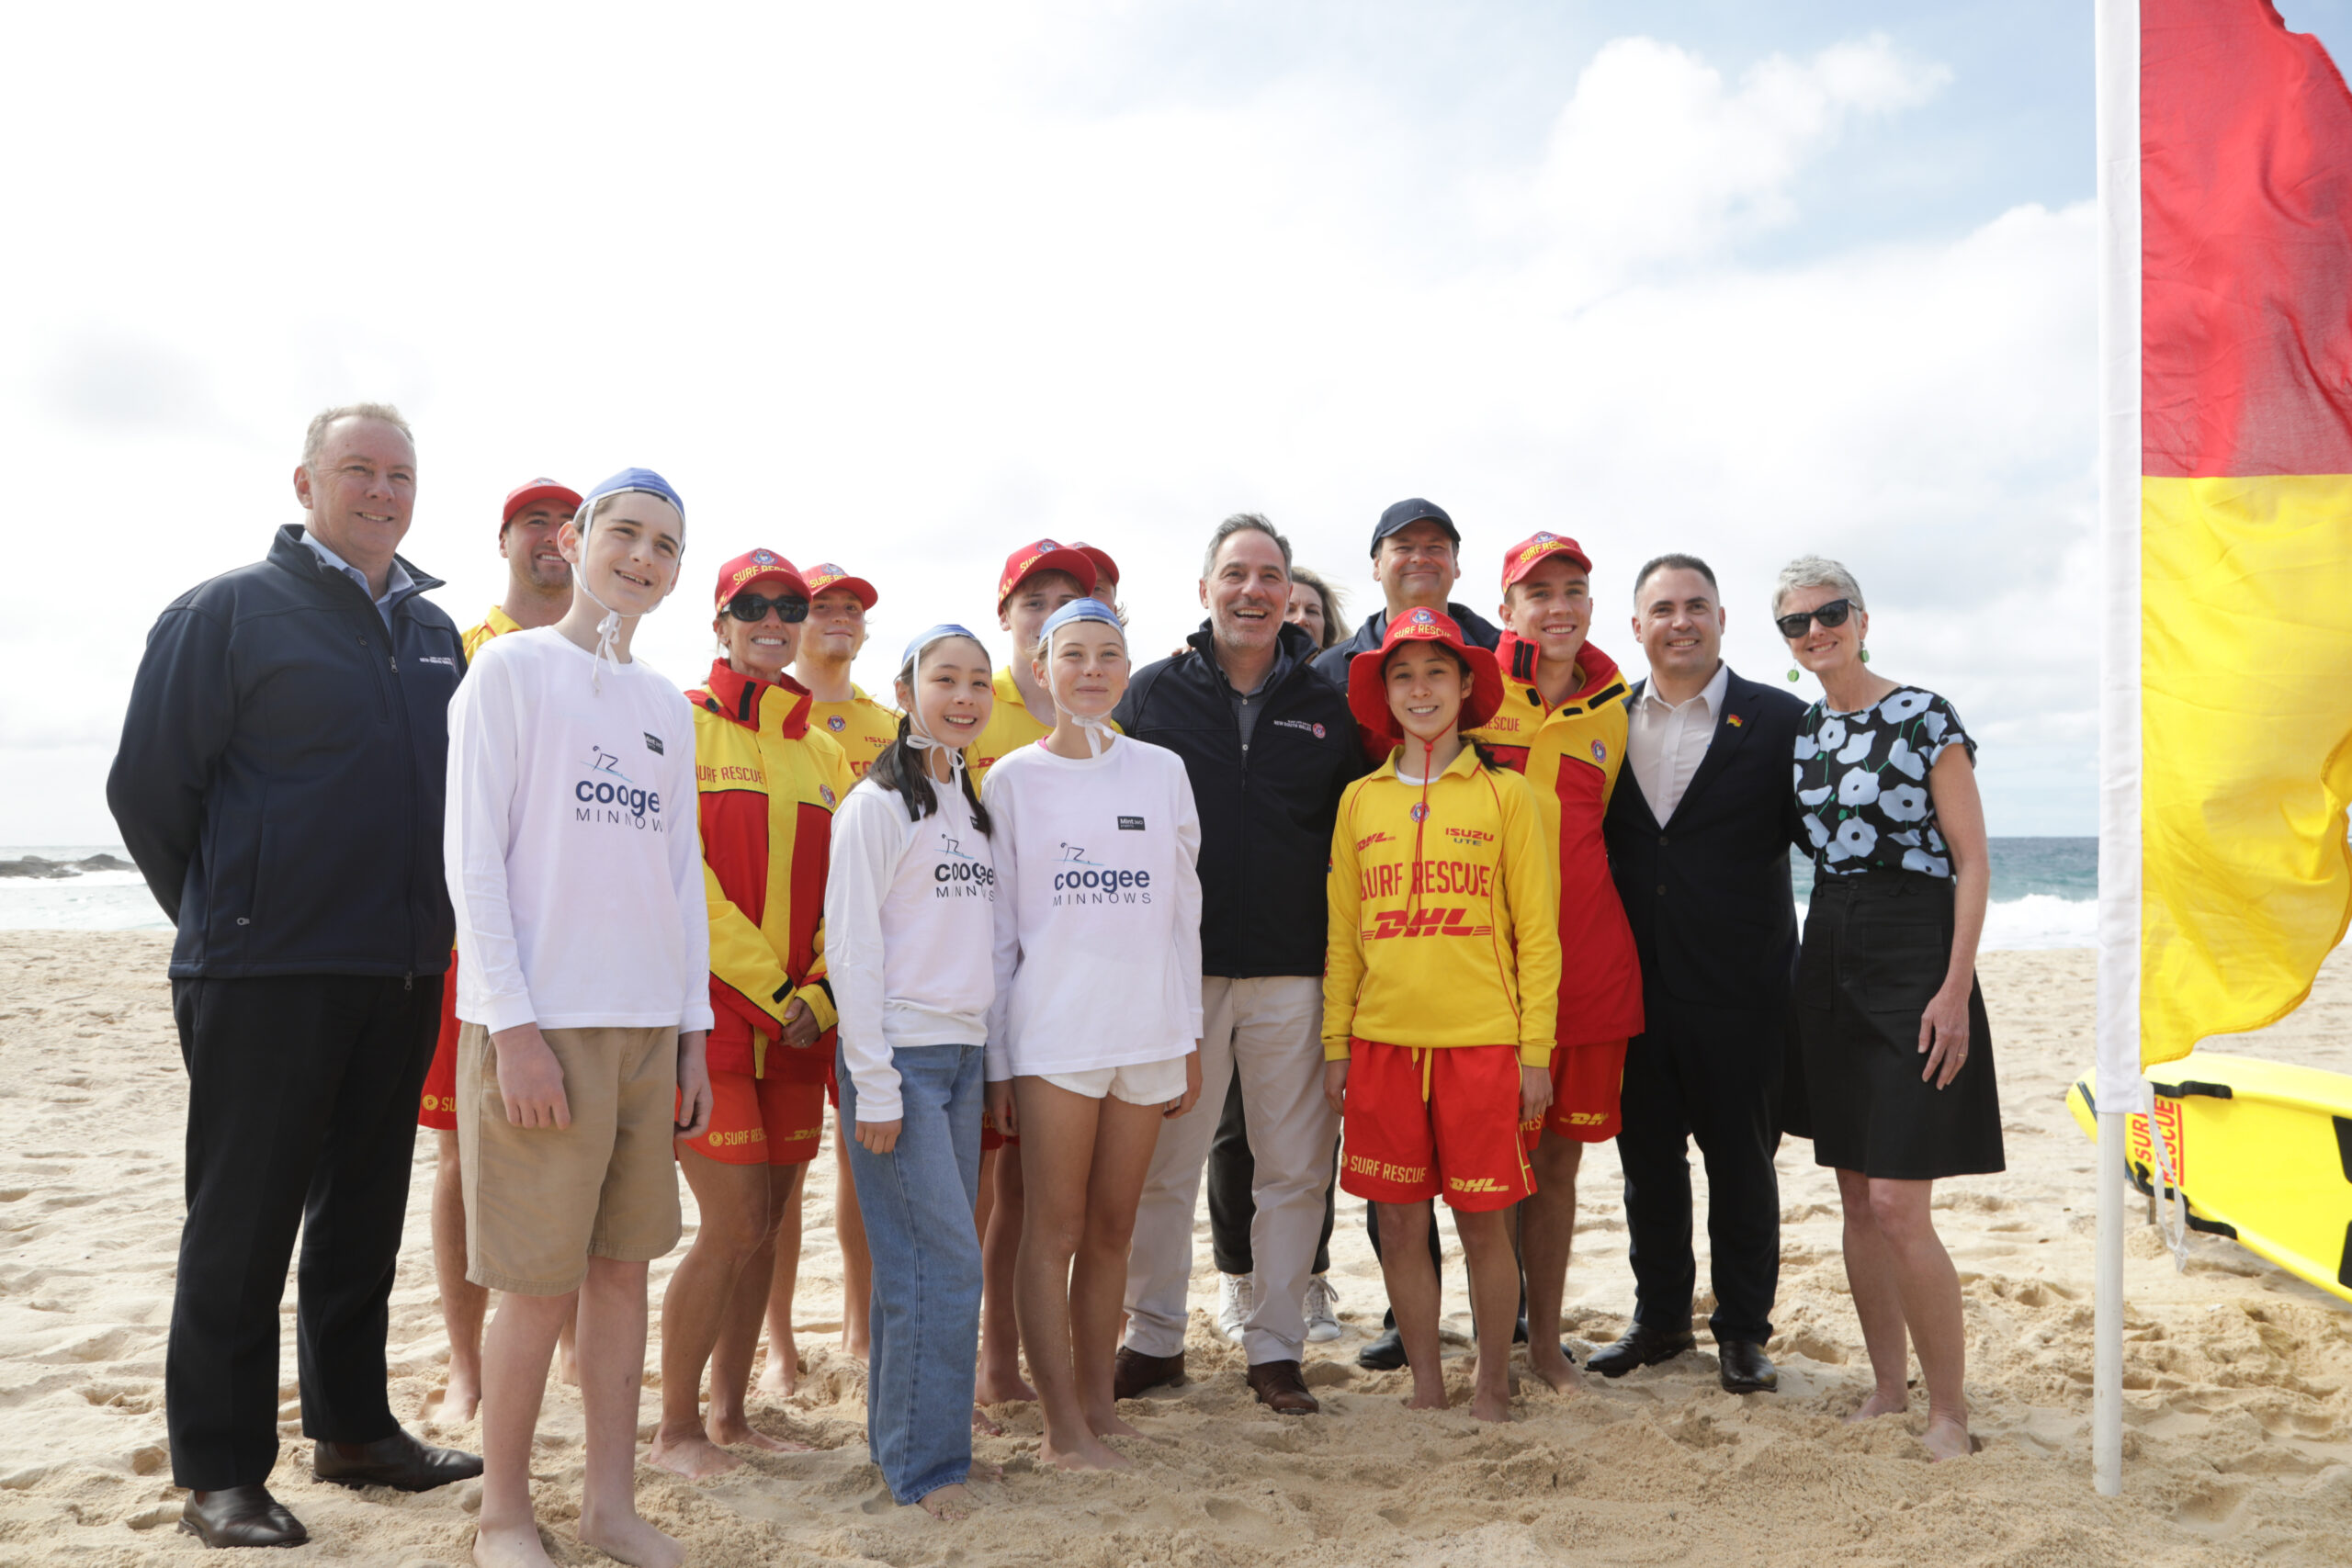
[1860,646,1871,664]
[1787,668,1801,682]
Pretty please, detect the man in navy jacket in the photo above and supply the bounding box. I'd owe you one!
[109,404,481,1548]
[1594,554,1806,1396]
[1112,513,1366,1415]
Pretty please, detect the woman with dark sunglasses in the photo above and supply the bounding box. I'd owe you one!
[649,549,852,1479]
[1776,555,2001,1464]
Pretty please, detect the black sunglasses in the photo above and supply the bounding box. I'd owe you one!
[725,592,810,624]
[1775,598,1853,639]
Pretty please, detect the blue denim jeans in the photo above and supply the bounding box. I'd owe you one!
[837,1043,985,1504]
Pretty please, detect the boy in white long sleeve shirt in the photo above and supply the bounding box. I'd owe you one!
[445,468,711,1568]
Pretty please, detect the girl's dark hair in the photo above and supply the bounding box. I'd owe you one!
[870,713,991,833]
[1380,644,1503,772]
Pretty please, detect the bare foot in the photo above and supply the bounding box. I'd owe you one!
[917,1482,978,1520]
[754,1348,801,1397]
[1404,1382,1449,1413]
[425,1379,481,1426]
[1470,1387,1515,1424]
[975,1365,1035,1404]
[1038,1431,1131,1471]
[1845,1389,1908,1423]
[840,1327,870,1363]
[644,1427,745,1479]
[972,1405,1003,1437]
[579,1506,684,1568]
[1088,1410,1145,1440]
[1525,1346,1580,1394]
[473,1517,558,1568]
[1922,1415,1973,1461]
[707,1416,811,1454]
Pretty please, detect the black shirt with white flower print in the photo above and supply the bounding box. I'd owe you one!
[1793,687,1976,879]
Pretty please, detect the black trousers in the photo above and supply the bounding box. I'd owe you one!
[167,973,441,1489]
[1205,1073,1337,1277]
[1616,998,1783,1346]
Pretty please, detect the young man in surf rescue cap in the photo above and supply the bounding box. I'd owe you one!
[1464,532,1644,1393]
[1322,608,1559,1423]
[962,537,1105,1404]
[446,467,712,1568]
[652,547,852,1474]
[419,476,582,1424]
[769,558,896,1393]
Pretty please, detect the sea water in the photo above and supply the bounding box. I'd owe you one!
[2,840,2106,948]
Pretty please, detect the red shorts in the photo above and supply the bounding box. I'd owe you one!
[1338,1039,1533,1213]
[1526,1038,1627,1145]
[418,961,460,1132]
[679,1069,825,1167]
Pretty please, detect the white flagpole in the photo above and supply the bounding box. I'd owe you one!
[2092,0,2142,1499]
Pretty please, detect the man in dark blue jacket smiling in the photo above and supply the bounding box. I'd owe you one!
[109,403,481,1549]
[1112,513,1365,1416]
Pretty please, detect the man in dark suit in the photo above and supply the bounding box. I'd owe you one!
[1592,553,1804,1394]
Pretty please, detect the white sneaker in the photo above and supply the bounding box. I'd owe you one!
[1216,1272,1256,1343]
[1303,1274,1341,1342]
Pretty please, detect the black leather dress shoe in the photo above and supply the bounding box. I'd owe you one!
[178,1485,308,1549]
[1585,1323,1697,1379]
[312,1428,482,1491]
[1355,1324,1407,1371]
[1716,1339,1780,1393]
[1112,1347,1187,1400]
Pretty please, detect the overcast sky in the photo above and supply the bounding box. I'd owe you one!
[12,1,2352,843]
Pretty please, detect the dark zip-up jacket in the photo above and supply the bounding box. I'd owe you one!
[1309,600,1504,689]
[1114,621,1367,978]
[108,525,465,979]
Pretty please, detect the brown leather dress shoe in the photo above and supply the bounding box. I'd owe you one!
[1245,1359,1319,1415]
[1716,1340,1780,1393]
[1112,1347,1186,1400]
[312,1427,483,1491]
[178,1485,309,1549]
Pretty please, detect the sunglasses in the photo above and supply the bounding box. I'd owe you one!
[725,592,810,624]
[1775,598,1853,639]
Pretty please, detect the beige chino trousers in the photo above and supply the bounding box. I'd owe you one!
[1122,975,1339,1365]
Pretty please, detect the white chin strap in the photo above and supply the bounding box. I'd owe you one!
[1047,625,1118,758]
[571,500,627,694]
[904,701,969,791]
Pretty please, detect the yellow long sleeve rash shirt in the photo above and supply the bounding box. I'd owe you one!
[1322,745,1562,1066]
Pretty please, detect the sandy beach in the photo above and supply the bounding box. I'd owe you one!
[3,933,2348,1566]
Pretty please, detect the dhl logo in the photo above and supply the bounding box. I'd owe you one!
[1364,907,1494,940]
[1448,1176,1510,1193]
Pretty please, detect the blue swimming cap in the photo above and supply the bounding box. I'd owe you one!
[582,467,685,520]
[1038,598,1124,641]
[899,623,986,673]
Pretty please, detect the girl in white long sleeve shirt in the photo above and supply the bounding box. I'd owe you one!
[980,598,1204,1473]
[822,625,1001,1518]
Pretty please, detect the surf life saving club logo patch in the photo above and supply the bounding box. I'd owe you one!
[575,744,668,831]
[828,714,846,731]
[1050,841,1153,907]
[1272,718,1328,739]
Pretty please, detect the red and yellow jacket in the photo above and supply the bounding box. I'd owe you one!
[461,604,520,663]
[1466,635,1645,1048]
[688,660,854,1081]
[808,684,900,779]
[1323,745,1561,1065]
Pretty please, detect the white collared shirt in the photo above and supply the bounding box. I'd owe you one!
[1627,660,1729,822]
[301,528,413,628]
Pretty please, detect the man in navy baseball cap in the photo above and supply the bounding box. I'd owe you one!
[1367,497,1460,556]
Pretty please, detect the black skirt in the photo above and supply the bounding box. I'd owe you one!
[1796,869,2004,1180]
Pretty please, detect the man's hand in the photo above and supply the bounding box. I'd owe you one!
[1520,1063,1555,1125]
[674,1030,713,1140]
[856,1119,902,1155]
[779,997,820,1049]
[491,1022,571,1129]
[1164,1048,1204,1119]
[1323,1058,1349,1120]
[985,1079,1017,1138]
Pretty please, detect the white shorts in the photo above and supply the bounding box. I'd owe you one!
[1037,1054,1191,1106]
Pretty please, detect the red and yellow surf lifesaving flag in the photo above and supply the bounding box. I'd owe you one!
[2118,0,2352,1069]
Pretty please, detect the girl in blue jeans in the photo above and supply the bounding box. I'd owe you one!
[823,625,1002,1517]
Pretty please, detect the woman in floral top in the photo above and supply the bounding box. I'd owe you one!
[1779,555,2000,1466]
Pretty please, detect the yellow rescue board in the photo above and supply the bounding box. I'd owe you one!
[2065,1052,2352,1306]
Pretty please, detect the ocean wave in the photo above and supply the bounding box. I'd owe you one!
[1798,893,2095,953]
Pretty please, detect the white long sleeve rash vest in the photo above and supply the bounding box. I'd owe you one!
[444,628,713,1035]
[981,734,1204,1082]
[823,770,999,1122]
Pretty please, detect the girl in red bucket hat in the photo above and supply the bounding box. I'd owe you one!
[1323,609,1561,1423]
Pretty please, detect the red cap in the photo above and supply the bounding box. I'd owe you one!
[502,478,582,532]
[1347,608,1507,750]
[1498,531,1593,590]
[803,562,879,609]
[1067,540,1120,591]
[996,538,1099,609]
[713,547,811,612]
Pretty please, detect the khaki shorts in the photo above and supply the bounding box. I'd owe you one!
[457,1021,684,1294]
